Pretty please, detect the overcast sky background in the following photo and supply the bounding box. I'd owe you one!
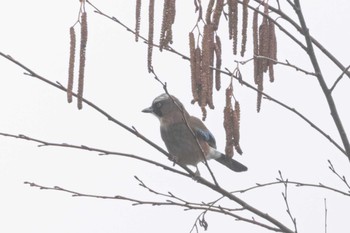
[0,1,350,232]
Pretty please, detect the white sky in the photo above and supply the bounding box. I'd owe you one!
[0,0,350,233]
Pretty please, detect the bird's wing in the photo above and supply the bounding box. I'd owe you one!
[189,116,217,149]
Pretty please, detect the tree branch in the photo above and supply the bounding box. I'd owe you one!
[252,0,350,79]
[80,1,347,157]
[236,56,316,76]
[330,64,350,93]
[86,0,190,61]
[0,52,294,233]
[214,67,346,156]
[293,0,350,160]
[0,132,190,177]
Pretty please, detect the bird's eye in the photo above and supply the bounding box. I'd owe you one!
[155,102,162,108]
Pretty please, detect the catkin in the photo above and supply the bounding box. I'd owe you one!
[253,9,259,84]
[259,3,270,73]
[189,32,199,103]
[78,12,88,110]
[205,0,215,24]
[194,47,202,104]
[201,24,215,110]
[240,0,249,57]
[223,81,234,158]
[67,26,76,103]
[214,35,221,91]
[159,0,176,51]
[268,19,277,61]
[268,62,274,82]
[228,0,238,55]
[147,0,154,73]
[268,19,277,82]
[256,75,263,112]
[135,0,141,42]
[259,22,269,73]
[212,0,224,31]
[233,101,242,154]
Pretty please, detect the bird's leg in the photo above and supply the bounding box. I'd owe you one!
[192,166,201,180]
[168,154,178,166]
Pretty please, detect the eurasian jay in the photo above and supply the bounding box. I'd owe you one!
[142,93,247,173]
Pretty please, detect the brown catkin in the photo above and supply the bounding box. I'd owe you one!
[268,19,277,82]
[233,101,242,154]
[214,35,221,91]
[228,0,238,55]
[201,106,207,121]
[223,81,234,158]
[165,0,176,46]
[268,61,274,82]
[159,0,176,51]
[200,24,211,109]
[234,100,240,123]
[147,0,154,73]
[268,19,277,61]
[212,0,224,31]
[67,26,76,103]
[189,32,199,103]
[78,12,88,110]
[259,22,269,73]
[159,0,168,51]
[259,3,269,73]
[256,74,263,112]
[201,24,215,110]
[135,0,141,42]
[205,0,215,24]
[193,47,202,104]
[240,0,249,57]
[253,9,259,84]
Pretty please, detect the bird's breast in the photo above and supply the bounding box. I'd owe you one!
[160,123,209,166]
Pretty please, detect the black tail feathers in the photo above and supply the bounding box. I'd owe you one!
[215,155,248,172]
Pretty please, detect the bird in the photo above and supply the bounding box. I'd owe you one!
[142,93,247,173]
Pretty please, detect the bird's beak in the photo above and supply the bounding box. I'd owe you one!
[142,106,153,113]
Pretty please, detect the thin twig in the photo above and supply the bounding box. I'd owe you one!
[327,160,350,190]
[330,64,350,92]
[86,0,190,61]
[236,56,316,76]
[0,132,189,177]
[232,179,350,197]
[84,1,346,157]
[324,198,328,233]
[279,171,298,232]
[294,0,350,160]
[215,66,346,156]
[0,52,294,233]
[23,180,282,232]
[252,0,350,79]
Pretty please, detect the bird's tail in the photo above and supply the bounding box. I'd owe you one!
[215,154,248,172]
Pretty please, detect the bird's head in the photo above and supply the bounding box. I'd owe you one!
[142,93,188,123]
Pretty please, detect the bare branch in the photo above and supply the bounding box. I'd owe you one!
[0,52,294,233]
[213,66,346,156]
[279,171,298,232]
[0,132,189,177]
[232,175,350,197]
[327,160,350,190]
[324,198,328,233]
[330,64,350,92]
[252,0,350,80]
[81,1,346,157]
[293,0,350,160]
[86,0,190,61]
[236,56,316,76]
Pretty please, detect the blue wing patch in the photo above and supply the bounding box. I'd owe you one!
[194,127,217,149]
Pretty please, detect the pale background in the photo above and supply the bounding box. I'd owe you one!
[0,1,349,232]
